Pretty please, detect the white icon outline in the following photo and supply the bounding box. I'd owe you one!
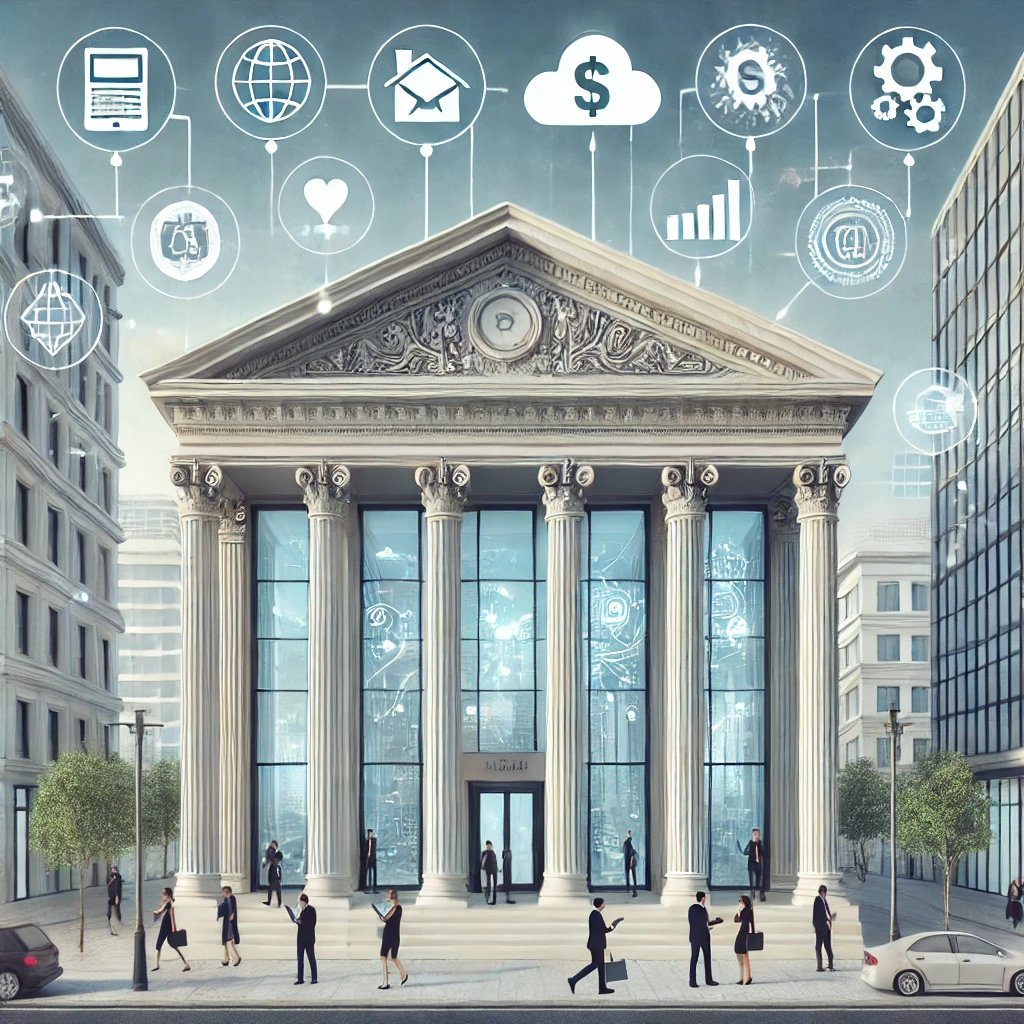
[83,46,148,133]
[148,200,221,282]
[893,368,977,456]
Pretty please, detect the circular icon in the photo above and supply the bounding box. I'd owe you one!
[795,185,907,299]
[131,186,240,299]
[894,368,977,455]
[468,290,542,363]
[278,157,375,256]
[215,25,327,141]
[56,27,176,153]
[3,270,103,371]
[367,24,486,147]
[695,24,806,138]
[650,156,753,260]
[850,26,965,151]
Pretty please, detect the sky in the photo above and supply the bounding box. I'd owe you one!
[1,0,1021,533]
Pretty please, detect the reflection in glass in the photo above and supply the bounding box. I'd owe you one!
[257,511,309,581]
[363,764,421,886]
[710,690,765,763]
[708,511,764,579]
[364,690,420,763]
[257,581,308,638]
[479,793,503,853]
[589,764,646,887]
[707,638,765,690]
[256,691,308,763]
[363,511,421,580]
[257,639,308,690]
[708,764,764,887]
[509,793,534,885]
[257,764,307,885]
[478,691,535,751]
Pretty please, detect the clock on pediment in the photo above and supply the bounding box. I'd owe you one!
[467,289,542,363]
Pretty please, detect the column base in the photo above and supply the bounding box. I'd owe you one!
[770,874,797,892]
[792,872,845,906]
[417,873,469,906]
[220,872,250,895]
[173,872,224,900]
[303,874,355,902]
[538,872,589,904]
[660,872,708,906]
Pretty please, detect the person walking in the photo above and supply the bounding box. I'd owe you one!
[362,828,378,894]
[737,828,767,902]
[1006,877,1023,929]
[292,893,318,985]
[218,885,241,967]
[733,894,754,985]
[262,839,279,887]
[813,884,836,972]
[481,840,498,905]
[623,830,638,897]
[264,851,283,907]
[567,897,622,996]
[376,890,408,989]
[106,866,123,935]
[687,891,722,988]
[151,887,190,972]
[501,846,516,904]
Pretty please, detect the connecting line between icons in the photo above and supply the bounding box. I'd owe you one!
[678,87,696,158]
[326,84,368,90]
[589,132,596,241]
[469,126,475,217]
[628,126,633,256]
[809,94,853,192]
[776,280,812,321]
[485,87,509,93]
[422,146,431,240]
[904,152,915,219]
[169,114,192,188]
[50,154,124,219]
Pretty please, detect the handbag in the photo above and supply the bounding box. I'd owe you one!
[746,931,764,952]
[167,907,188,949]
[605,951,629,982]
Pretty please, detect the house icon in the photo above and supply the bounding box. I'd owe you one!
[385,49,470,124]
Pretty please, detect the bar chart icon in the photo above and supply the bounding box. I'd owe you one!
[665,179,742,243]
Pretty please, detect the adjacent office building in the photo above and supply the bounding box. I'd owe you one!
[0,68,124,903]
[933,53,1024,895]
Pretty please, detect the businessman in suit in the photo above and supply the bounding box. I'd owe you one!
[264,851,283,907]
[567,897,622,995]
[738,827,768,902]
[481,841,498,905]
[362,828,378,894]
[623,830,638,897]
[293,893,318,985]
[688,891,722,988]
[812,884,836,972]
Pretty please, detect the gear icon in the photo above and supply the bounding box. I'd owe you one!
[905,94,945,133]
[874,36,943,102]
[721,44,778,111]
[871,94,900,121]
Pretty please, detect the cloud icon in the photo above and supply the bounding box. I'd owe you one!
[524,34,662,126]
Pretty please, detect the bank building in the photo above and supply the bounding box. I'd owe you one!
[144,205,878,955]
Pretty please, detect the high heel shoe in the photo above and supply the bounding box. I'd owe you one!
[221,961,229,967]
[183,965,191,972]
[151,966,160,972]
[233,958,242,967]
[378,984,391,990]
[401,974,409,985]
[745,978,753,985]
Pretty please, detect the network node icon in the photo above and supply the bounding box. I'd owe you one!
[894,368,977,456]
[21,278,86,356]
[233,38,310,123]
[150,200,221,281]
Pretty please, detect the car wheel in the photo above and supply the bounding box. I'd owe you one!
[1011,971,1024,996]
[894,970,922,996]
[0,970,20,1001]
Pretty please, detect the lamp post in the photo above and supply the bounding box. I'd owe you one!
[884,704,909,942]
[110,709,162,991]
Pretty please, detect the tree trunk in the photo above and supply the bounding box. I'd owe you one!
[163,841,168,879]
[943,861,953,930]
[78,864,85,953]
[858,842,869,882]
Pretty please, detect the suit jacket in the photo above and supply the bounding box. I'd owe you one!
[688,902,711,944]
[586,909,612,952]
[812,894,832,931]
[263,845,278,865]
[742,839,767,868]
[296,904,317,944]
[481,848,498,874]
[363,836,377,862]
[623,838,636,867]
[268,861,282,885]
[107,874,123,901]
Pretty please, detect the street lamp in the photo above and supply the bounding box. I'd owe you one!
[109,709,163,992]
[884,704,911,942]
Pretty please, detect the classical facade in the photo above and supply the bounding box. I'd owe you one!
[144,204,880,906]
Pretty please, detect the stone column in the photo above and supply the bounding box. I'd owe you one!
[660,462,718,905]
[171,461,224,900]
[416,459,471,905]
[219,500,251,893]
[791,461,851,905]
[768,496,800,892]
[297,462,357,901]
[538,459,594,903]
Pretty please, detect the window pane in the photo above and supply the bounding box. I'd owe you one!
[590,510,645,580]
[708,638,765,690]
[590,581,646,689]
[363,511,420,580]
[708,764,763,887]
[590,690,646,763]
[589,764,646,887]
[256,691,307,763]
[877,582,901,612]
[257,511,308,581]
[257,582,308,639]
[256,765,307,885]
[363,764,421,885]
[480,510,534,580]
[707,511,764,579]
[363,581,421,643]
[710,581,764,637]
[709,690,765,763]
[478,581,535,642]
[877,635,901,662]
[478,691,536,751]
[257,639,308,690]
[479,640,535,691]
[363,639,421,691]
[364,690,420,763]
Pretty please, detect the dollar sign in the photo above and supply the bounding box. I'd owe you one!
[738,58,765,96]
[574,56,610,117]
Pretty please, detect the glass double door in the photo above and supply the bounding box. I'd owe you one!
[469,783,543,892]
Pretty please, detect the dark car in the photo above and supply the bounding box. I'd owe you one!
[0,924,62,1000]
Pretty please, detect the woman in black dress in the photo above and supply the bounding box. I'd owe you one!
[733,894,754,985]
[1007,877,1023,929]
[151,887,190,972]
[378,890,408,989]
[218,885,241,966]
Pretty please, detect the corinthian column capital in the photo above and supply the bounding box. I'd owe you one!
[415,458,470,518]
[219,500,247,540]
[792,461,851,520]
[171,460,225,518]
[296,461,351,519]
[661,462,718,520]
[538,459,594,519]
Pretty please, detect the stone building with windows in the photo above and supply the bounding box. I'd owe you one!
[143,204,880,922]
[0,67,124,903]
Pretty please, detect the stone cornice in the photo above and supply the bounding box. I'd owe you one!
[415,458,471,517]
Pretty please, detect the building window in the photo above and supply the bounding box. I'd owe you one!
[14,374,29,436]
[913,738,930,762]
[911,685,929,713]
[75,529,86,585]
[47,506,60,565]
[77,360,87,406]
[78,624,87,679]
[78,718,87,750]
[360,508,422,887]
[843,737,861,764]
[15,481,29,546]
[103,725,110,760]
[877,685,901,712]
[102,638,111,690]
[100,548,110,601]
[840,637,860,671]
[892,452,932,498]
[16,591,30,655]
[102,382,112,433]
[17,701,30,758]
[50,220,59,266]
[838,584,860,622]
[76,449,87,491]
[842,686,860,721]
[877,582,901,612]
[877,634,901,662]
[254,508,311,887]
[48,607,59,667]
[876,737,891,768]
[911,582,929,611]
[48,709,59,761]
[101,468,112,513]
[911,635,929,662]
[47,409,59,467]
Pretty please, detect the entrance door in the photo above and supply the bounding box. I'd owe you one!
[469,782,543,892]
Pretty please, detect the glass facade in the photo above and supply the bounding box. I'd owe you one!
[705,510,766,888]
[957,777,1024,893]
[933,76,1024,893]
[253,509,309,886]
[362,510,423,886]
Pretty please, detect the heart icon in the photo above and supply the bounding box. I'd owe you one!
[303,177,349,225]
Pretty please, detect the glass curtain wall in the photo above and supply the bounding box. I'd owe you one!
[957,778,1023,894]
[254,509,309,886]
[586,509,648,888]
[362,510,423,886]
[705,510,766,887]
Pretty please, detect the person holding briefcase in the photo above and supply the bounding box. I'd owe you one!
[568,897,623,995]
[733,894,755,985]
[151,887,190,972]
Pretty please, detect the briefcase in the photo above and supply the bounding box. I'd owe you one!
[746,931,764,952]
[606,954,629,982]
[168,929,188,949]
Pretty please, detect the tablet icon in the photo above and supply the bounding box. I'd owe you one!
[84,47,148,132]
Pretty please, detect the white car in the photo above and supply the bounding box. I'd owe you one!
[862,931,1024,997]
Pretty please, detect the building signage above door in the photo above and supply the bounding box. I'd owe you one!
[462,752,546,782]
[485,758,529,772]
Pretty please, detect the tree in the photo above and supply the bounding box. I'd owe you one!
[838,757,889,881]
[29,752,134,951]
[143,759,181,878]
[896,748,993,930]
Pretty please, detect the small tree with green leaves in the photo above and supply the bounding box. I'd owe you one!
[29,752,134,951]
[896,748,993,930]
[143,758,180,878]
[838,757,889,881]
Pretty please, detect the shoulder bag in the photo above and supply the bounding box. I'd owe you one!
[167,906,188,949]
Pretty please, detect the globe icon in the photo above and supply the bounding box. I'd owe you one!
[232,38,311,124]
